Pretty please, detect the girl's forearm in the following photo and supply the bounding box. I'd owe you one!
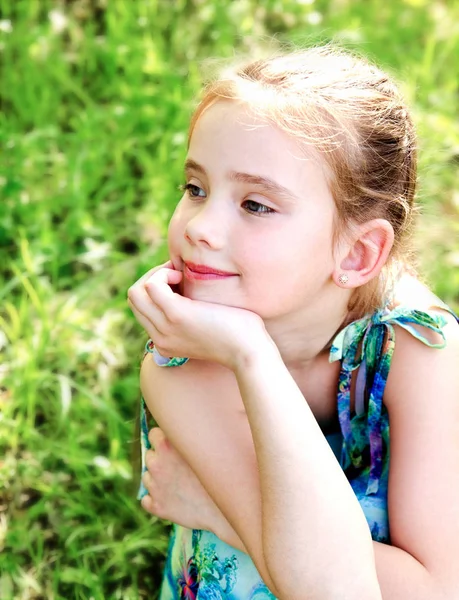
[212,502,445,599]
[233,345,382,600]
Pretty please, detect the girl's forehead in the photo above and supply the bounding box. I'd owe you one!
[186,100,337,224]
[193,100,286,142]
[189,101,328,186]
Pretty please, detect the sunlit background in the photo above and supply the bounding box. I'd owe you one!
[1,1,458,598]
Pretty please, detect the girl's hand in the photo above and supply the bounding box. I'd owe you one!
[127,263,274,371]
[141,428,225,534]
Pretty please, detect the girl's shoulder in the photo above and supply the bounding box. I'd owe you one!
[330,274,458,365]
[386,275,459,397]
[369,283,459,580]
[329,274,458,433]
[384,274,459,351]
[388,273,457,321]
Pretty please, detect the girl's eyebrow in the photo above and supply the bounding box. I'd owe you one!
[184,158,300,203]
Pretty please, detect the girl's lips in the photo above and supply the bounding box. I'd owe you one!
[184,262,238,281]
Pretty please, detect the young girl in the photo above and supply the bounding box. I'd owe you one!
[127,45,459,599]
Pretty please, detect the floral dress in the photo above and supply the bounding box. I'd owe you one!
[138,303,457,599]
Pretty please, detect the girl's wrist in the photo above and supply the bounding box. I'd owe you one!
[231,331,281,376]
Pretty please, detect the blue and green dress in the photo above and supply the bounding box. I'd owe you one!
[138,303,457,599]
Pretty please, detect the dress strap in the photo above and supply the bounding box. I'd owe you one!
[329,305,449,495]
[144,339,189,367]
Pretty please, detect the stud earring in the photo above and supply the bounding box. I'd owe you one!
[338,273,349,285]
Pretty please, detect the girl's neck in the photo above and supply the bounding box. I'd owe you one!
[264,291,351,372]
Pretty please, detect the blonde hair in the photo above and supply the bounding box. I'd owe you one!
[187,45,418,317]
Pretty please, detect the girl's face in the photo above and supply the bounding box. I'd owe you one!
[168,101,338,321]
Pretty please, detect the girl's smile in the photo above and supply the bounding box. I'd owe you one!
[183,261,239,281]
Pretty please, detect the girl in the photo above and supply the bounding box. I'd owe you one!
[127,46,459,599]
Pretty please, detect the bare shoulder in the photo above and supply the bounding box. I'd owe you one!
[384,300,459,410]
[388,272,458,348]
[382,304,459,588]
[392,273,457,319]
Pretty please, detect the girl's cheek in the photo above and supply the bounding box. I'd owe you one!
[167,214,185,270]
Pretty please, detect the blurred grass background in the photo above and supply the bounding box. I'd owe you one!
[0,0,458,598]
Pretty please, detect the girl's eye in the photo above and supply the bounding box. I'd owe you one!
[179,183,206,198]
[242,199,275,215]
[178,184,274,215]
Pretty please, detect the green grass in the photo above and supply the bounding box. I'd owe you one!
[1,0,458,597]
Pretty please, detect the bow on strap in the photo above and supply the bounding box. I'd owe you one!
[329,306,448,495]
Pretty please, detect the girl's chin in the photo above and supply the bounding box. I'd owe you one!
[181,285,238,307]
[184,290,225,303]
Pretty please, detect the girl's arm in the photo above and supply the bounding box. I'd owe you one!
[233,317,459,600]
[141,350,381,598]
[370,319,459,600]
[232,344,382,599]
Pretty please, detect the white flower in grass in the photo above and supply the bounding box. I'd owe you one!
[76,309,126,369]
[0,20,12,33]
[57,374,72,417]
[79,238,112,272]
[172,132,186,146]
[49,10,68,34]
[447,251,459,267]
[93,456,131,479]
[93,455,111,470]
[0,514,8,553]
[306,11,323,25]
[0,330,7,350]
[18,569,42,594]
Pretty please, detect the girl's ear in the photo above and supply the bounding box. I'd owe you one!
[334,219,394,288]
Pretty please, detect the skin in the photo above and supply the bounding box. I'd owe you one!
[128,101,459,599]
[167,101,380,367]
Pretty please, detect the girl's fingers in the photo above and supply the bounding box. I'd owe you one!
[127,299,163,340]
[142,471,155,500]
[128,293,162,326]
[145,448,159,472]
[128,276,169,329]
[148,427,167,449]
[135,261,174,287]
[127,261,174,309]
[144,269,184,310]
[141,494,154,514]
[141,474,161,516]
[129,266,183,325]
[148,267,183,288]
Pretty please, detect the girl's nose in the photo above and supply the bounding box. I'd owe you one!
[184,202,227,250]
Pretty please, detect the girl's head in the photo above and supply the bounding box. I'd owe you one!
[175,45,417,319]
